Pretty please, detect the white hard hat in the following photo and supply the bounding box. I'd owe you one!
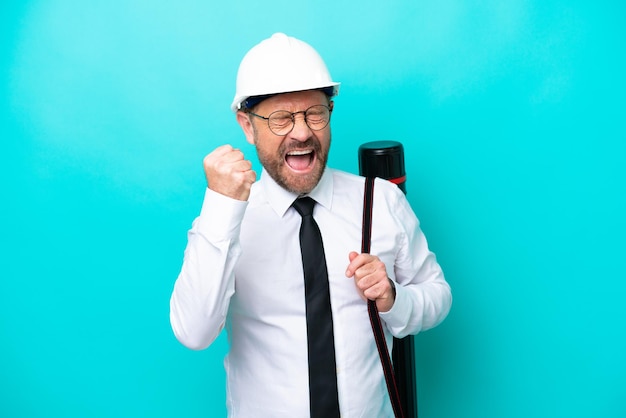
[231,33,340,112]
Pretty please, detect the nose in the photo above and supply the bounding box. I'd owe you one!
[288,112,313,142]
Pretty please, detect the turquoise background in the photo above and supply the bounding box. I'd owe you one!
[2,1,624,417]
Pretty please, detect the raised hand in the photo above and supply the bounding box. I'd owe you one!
[203,144,257,201]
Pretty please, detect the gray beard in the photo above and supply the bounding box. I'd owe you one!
[255,136,330,195]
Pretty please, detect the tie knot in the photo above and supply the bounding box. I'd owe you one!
[292,196,316,217]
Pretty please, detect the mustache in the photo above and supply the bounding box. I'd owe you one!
[281,138,322,154]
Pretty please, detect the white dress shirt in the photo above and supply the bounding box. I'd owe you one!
[170,168,451,417]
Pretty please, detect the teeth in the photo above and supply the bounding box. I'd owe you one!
[287,149,313,156]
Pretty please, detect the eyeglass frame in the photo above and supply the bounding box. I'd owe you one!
[245,104,333,136]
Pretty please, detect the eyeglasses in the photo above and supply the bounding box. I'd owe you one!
[247,104,332,136]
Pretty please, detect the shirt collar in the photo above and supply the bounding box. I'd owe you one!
[260,168,334,218]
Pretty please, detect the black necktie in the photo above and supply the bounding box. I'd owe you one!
[292,197,340,418]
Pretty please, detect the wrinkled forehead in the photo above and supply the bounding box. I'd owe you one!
[243,88,333,112]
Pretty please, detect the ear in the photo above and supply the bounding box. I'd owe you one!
[236,111,256,145]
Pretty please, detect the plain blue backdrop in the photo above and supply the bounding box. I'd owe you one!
[2,1,625,417]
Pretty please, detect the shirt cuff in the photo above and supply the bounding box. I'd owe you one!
[378,281,410,330]
[195,188,248,242]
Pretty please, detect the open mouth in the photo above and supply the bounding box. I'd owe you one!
[285,149,315,172]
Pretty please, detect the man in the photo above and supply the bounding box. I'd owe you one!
[170,33,452,417]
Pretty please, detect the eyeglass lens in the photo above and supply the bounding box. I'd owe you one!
[268,105,330,135]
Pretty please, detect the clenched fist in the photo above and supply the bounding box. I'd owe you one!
[203,145,257,201]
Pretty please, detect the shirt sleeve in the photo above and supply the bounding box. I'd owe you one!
[169,188,248,350]
[378,184,452,338]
